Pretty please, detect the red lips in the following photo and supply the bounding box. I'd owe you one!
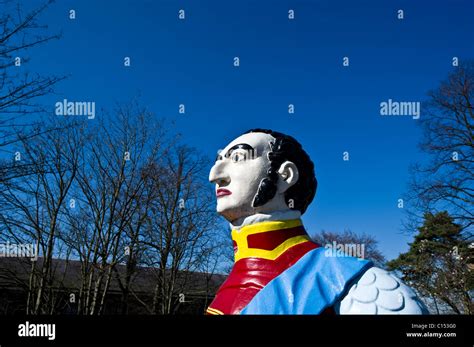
[216,188,232,198]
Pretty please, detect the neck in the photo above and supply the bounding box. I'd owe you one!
[230,209,301,230]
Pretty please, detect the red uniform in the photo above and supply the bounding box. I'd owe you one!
[206,219,319,315]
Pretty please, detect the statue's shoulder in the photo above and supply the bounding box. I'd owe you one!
[336,266,429,314]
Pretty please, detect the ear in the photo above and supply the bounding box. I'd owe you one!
[276,161,299,193]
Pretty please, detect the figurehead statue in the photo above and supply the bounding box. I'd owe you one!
[207,129,428,315]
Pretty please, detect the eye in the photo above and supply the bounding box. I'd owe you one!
[231,151,246,162]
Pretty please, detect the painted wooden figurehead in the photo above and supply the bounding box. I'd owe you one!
[207,129,428,315]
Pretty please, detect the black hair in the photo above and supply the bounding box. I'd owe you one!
[244,128,317,215]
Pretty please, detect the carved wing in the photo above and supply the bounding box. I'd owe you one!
[336,267,428,314]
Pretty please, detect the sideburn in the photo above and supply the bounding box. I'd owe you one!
[251,177,277,208]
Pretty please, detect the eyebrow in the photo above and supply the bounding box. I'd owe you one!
[216,143,255,161]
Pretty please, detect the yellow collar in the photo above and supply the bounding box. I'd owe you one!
[231,219,310,262]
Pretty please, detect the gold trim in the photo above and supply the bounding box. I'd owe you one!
[231,219,309,262]
[206,307,224,315]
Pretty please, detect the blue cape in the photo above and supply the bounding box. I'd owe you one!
[240,247,373,314]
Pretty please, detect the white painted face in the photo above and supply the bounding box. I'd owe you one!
[209,132,299,223]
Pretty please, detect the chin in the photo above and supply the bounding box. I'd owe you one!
[216,203,249,222]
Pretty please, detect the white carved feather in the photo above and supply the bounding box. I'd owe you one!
[337,267,427,314]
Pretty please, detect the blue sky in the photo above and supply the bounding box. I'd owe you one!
[20,0,474,260]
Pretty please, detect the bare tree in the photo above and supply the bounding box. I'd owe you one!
[138,145,222,314]
[406,61,474,236]
[193,230,231,311]
[0,0,64,161]
[0,118,83,314]
[61,104,165,315]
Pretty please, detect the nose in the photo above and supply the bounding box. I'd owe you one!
[209,160,230,187]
